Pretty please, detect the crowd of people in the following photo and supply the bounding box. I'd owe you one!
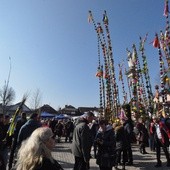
[70,105,170,170]
[0,112,74,170]
[1,105,170,170]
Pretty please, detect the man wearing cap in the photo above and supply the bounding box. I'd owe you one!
[71,111,95,170]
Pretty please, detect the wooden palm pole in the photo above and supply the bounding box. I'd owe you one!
[88,11,118,119]
[126,44,145,118]
[102,11,118,117]
[95,37,105,114]
[125,67,132,102]
[118,62,127,104]
[153,33,167,107]
[88,11,109,118]
[139,35,153,113]
[126,47,138,114]
[164,0,170,66]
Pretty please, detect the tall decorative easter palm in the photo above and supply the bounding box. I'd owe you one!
[88,11,118,119]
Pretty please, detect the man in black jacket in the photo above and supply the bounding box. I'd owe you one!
[17,113,41,147]
[71,111,95,170]
[122,104,134,166]
[0,114,6,170]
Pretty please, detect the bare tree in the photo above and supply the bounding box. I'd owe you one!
[0,82,15,115]
[0,57,15,114]
[30,88,42,110]
[0,84,15,106]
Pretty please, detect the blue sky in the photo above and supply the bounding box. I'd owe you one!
[0,0,166,109]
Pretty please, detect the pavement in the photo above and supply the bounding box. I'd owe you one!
[52,137,170,170]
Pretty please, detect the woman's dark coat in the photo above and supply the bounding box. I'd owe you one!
[136,122,149,145]
[95,125,116,167]
[115,125,128,150]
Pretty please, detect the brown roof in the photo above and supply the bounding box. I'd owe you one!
[38,104,58,114]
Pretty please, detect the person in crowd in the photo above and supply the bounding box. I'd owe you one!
[64,119,74,143]
[152,115,170,167]
[0,114,6,170]
[3,115,12,149]
[8,112,27,170]
[0,113,4,126]
[0,114,11,170]
[122,104,134,166]
[89,119,99,158]
[95,119,116,170]
[49,118,58,134]
[71,111,95,170]
[41,119,49,127]
[164,113,170,138]
[145,115,152,148]
[17,113,41,147]
[149,118,156,151]
[12,127,63,170]
[114,118,128,170]
[55,120,64,143]
[15,112,28,138]
[136,117,149,154]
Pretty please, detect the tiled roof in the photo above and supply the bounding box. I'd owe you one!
[38,104,58,114]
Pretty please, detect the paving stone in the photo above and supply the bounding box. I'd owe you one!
[52,138,169,170]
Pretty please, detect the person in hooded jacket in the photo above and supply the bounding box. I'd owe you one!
[136,117,149,154]
[95,119,116,170]
[17,113,42,147]
[122,104,134,166]
[71,111,95,170]
[114,119,128,170]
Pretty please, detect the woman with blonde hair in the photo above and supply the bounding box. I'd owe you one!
[13,127,63,170]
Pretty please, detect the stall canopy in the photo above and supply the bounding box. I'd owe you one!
[55,114,71,120]
[41,112,55,118]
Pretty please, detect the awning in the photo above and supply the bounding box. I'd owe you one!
[41,112,55,118]
[55,114,71,119]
